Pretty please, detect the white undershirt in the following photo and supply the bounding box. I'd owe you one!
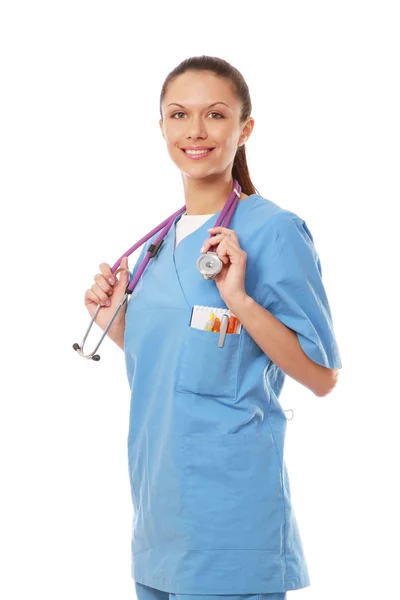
[174,212,216,251]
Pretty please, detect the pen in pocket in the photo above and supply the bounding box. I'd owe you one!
[212,317,221,333]
[227,315,238,334]
[218,314,230,348]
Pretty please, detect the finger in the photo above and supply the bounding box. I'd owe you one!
[202,233,240,254]
[85,288,111,307]
[100,262,117,286]
[216,239,246,265]
[207,227,235,235]
[208,238,228,265]
[94,272,114,296]
[112,257,130,283]
[207,227,238,241]
[91,282,112,305]
[207,229,238,243]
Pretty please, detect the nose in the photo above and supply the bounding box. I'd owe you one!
[185,115,207,139]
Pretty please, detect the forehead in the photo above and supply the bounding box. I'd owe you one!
[163,71,238,109]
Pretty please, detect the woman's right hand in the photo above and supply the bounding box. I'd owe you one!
[84,256,130,332]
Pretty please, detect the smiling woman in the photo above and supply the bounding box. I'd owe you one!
[158,60,258,216]
[119,55,342,600]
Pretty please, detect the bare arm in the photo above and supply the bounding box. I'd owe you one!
[228,293,338,397]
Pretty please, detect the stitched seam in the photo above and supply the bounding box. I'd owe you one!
[254,217,299,307]
[234,329,244,400]
[270,218,299,262]
[265,394,289,578]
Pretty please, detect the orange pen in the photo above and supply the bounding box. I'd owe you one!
[212,317,221,332]
[227,315,238,334]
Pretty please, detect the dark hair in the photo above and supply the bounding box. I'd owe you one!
[159,55,259,196]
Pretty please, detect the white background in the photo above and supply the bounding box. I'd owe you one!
[1,1,399,599]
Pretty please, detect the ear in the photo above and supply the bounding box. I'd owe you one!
[239,117,255,147]
[159,119,165,140]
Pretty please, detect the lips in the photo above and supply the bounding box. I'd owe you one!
[182,148,214,151]
[180,147,216,160]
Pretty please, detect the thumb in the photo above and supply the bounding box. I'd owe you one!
[120,256,130,283]
[113,256,130,285]
[121,255,129,271]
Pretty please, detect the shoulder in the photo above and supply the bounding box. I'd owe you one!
[244,194,313,248]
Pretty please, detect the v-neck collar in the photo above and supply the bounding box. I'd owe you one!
[170,194,258,253]
[172,193,258,254]
[167,194,258,309]
[173,211,217,254]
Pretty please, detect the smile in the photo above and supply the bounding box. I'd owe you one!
[181,148,215,160]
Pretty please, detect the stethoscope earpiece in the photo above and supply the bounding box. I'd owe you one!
[284,409,294,421]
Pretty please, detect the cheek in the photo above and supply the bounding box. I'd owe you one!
[163,130,177,145]
[163,121,180,142]
[225,129,241,147]
[210,123,230,141]
[213,127,240,151]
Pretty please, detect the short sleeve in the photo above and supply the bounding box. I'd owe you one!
[259,217,342,369]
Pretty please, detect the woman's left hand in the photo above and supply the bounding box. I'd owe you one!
[200,226,248,307]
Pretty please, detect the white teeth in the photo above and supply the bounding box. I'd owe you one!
[184,149,213,155]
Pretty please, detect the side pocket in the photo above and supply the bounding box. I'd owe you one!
[175,326,242,398]
[182,433,284,551]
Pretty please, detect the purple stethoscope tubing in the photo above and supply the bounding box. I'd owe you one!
[120,179,241,293]
[73,179,241,360]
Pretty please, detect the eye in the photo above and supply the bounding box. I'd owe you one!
[170,112,225,119]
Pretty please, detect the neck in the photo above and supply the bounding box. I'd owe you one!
[181,173,244,216]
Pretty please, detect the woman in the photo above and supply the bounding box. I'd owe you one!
[85,56,342,599]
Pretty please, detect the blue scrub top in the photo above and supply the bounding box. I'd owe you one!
[123,194,342,594]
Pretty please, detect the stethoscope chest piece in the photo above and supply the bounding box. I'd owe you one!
[74,179,242,361]
[196,252,223,280]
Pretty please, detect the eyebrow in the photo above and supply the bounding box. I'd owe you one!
[167,102,230,109]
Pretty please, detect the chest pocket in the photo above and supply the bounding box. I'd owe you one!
[175,325,242,398]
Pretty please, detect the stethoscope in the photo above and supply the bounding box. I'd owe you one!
[73,179,242,361]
